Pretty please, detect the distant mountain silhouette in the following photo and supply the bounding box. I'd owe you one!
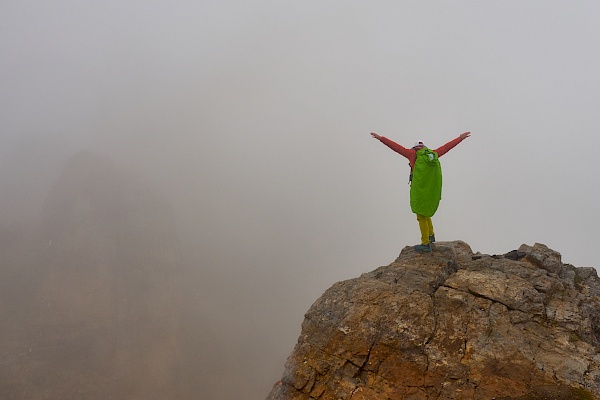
[1,151,184,399]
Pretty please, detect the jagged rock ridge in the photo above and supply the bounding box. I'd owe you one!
[267,241,600,400]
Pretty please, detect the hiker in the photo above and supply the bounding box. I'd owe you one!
[370,131,471,253]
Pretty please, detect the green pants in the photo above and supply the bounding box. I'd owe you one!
[416,214,434,245]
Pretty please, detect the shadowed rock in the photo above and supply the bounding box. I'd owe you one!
[267,241,600,400]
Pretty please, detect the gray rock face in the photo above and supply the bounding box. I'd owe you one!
[267,241,600,400]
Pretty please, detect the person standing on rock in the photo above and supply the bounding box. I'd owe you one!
[370,131,471,253]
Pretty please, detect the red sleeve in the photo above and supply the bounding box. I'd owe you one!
[379,137,417,166]
[434,136,465,157]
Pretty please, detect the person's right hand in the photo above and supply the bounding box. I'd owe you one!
[370,132,382,140]
[460,132,471,139]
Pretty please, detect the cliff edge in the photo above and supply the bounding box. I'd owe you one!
[267,241,600,400]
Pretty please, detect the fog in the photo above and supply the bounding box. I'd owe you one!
[2,1,599,398]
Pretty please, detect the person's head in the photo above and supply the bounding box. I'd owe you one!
[412,140,426,150]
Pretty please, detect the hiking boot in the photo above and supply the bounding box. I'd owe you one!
[429,234,436,243]
[414,244,432,253]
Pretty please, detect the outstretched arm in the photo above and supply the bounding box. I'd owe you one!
[435,132,471,157]
[370,132,413,160]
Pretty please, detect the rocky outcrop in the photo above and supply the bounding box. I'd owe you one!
[267,241,600,400]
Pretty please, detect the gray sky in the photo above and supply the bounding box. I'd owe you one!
[2,1,600,397]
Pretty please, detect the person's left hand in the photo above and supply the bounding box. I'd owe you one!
[460,132,471,139]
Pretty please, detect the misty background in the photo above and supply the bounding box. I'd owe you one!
[1,1,599,398]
